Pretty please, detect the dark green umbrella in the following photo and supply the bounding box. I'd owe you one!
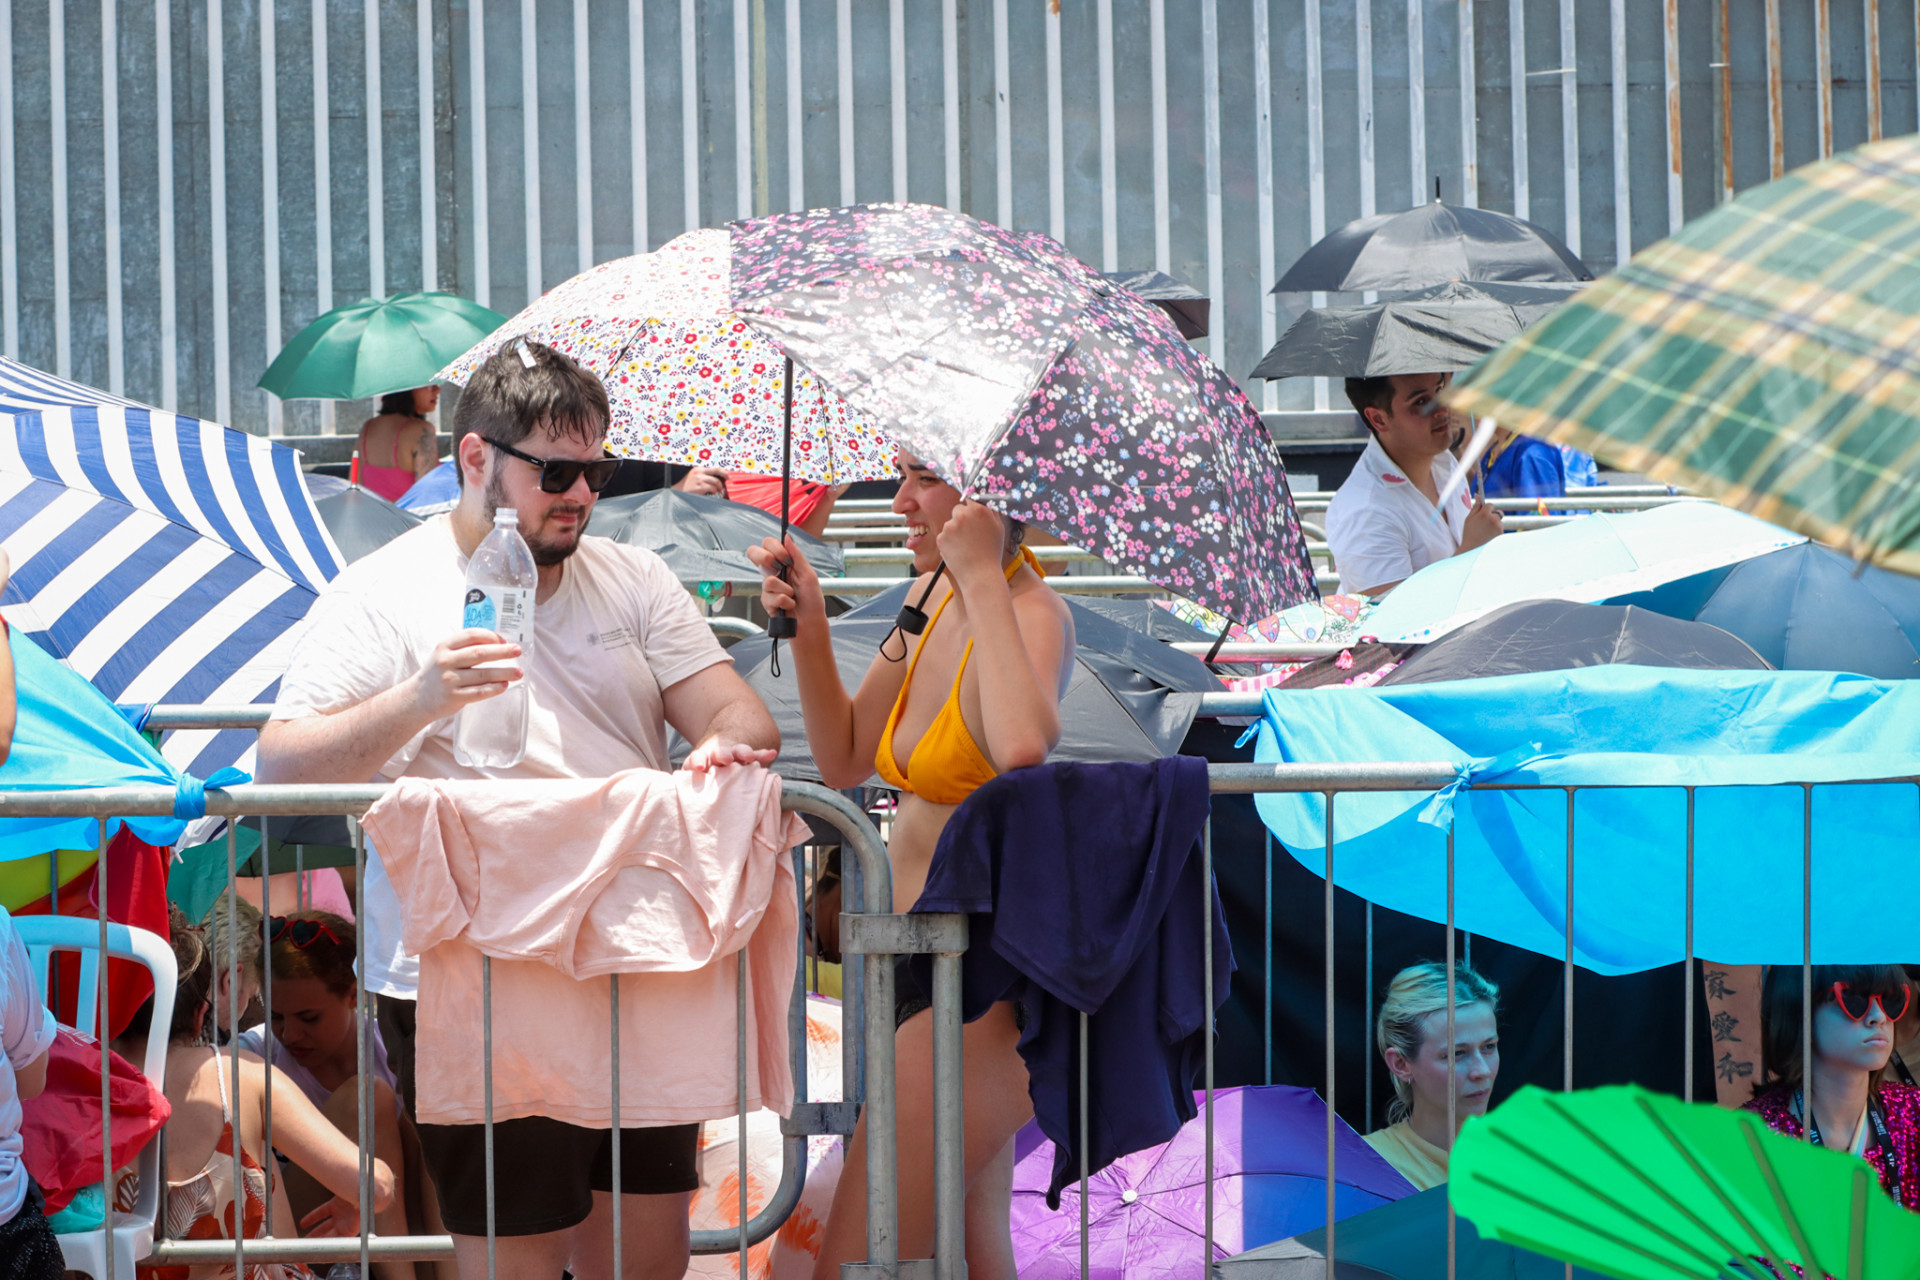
[259,291,508,401]
[1252,281,1585,380]
[1449,135,1920,579]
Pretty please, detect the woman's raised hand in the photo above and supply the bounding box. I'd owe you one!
[936,501,1008,588]
[749,536,826,625]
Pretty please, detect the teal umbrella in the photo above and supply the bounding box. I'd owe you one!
[259,291,509,401]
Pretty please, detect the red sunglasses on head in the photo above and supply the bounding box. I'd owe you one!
[1830,981,1911,1023]
[267,916,344,951]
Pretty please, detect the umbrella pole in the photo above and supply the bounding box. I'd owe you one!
[767,358,799,642]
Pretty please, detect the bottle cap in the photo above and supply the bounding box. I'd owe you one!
[494,508,519,525]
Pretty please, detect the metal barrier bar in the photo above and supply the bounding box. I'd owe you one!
[708,615,765,640]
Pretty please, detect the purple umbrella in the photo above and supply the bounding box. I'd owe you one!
[726,202,1318,624]
[1009,1085,1415,1280]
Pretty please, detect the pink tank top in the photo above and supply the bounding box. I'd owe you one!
[358,421,423,502]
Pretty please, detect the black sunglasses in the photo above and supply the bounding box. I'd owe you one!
[485,437,620,494]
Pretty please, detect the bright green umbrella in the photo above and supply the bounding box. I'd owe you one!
[1450,1085,1920,1280]
[1448,135,1920,578]
[259,291,508,400]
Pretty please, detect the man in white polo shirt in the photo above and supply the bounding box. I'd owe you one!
[1324,371,1504,596]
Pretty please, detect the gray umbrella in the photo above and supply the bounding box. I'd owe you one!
[1215,1186,1607,1280]
[305,474,426,562]
[1377,599,1770,686]
[1272,198,1593,294]
[692,580,1222,782]
[1251,281,1586,381]
[590,487,845,583]
[1102,268,1211,339]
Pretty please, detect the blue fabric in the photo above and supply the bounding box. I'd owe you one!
[1247,666,1920,975]
[1558,443,1599,490]
[0,629,234,859]
[910,756,1234,1208]
[1478,433,1566,499]
[396,460,460,512]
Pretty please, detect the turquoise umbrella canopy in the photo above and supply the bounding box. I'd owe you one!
[259,291,508,401]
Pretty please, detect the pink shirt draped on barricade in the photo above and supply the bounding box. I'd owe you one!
[362,764,808,1128]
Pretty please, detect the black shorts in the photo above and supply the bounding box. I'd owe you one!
[416,1117,701,1237]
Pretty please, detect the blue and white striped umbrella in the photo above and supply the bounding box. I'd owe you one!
[0,358,342,775]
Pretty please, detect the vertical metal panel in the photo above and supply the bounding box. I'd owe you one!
[736,0,753,217]
[469,0,489,304]
[1096,0,1115,268]
[1508,0,1529,220]
[1664,0,1682,231]
[1767,0,1786,178]
[683,0,700,230]
[785,0,801,210]
[1817,0,1834,156]
[1720,0,1733,204]
[314,0,334,314]
[1459,0,1477,204]
[574,0,591,269]
[1611,0,1630,262]
[210,0,232,424]
[1558,0,1579,255]
[367,0,386,295]
[993,0,1010,227]
[102,0,123,394]
[1202,0,1221,366]
[836,0,852,204]
[157,0,176,404]
[1865,0,1881,139]
[1407,0,1425,199]
[0,0,13,362]
[1306,0,1327,409]
[1357,0,1375,219]
[1045,0,1063,241]
[260,0,281,429]
[1149,0,1167,270]
[520,0,539,297]
[942,0,959,209]
[629,0,647,247]
[1252,0,1274,411]
[419,0,435,286]
[888,0,906,201]
[51,0,71,377]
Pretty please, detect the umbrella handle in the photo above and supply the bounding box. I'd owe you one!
[768,356,800,642]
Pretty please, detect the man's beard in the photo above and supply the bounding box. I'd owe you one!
[484,469,590,566]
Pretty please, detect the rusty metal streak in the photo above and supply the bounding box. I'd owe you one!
[1766,0,1785,179]
[1663,0,1682,231]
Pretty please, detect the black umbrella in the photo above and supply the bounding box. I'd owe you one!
[590,486,844,583]
[305,474,426,562]
[1251,281,1586,381]
[695,579,1222,782]
[1101,268,1211,339]
[1213,1186,1607,1280]
[1377,599,1770,686]
[1273,198,1593,295]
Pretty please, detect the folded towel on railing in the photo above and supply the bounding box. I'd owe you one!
[363,764,807,1127]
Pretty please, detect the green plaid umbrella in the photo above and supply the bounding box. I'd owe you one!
[1447,136,1920,577]
[1450,1085,1920,1280]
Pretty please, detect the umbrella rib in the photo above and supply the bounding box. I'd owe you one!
[1738,1125,1827,1280]
[1458,1170,1748,1280]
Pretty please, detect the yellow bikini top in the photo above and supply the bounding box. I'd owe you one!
[874,547,1042,805]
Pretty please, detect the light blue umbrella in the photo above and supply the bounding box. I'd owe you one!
[1362,503,1805,643]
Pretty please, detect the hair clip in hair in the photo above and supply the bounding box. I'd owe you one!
[515,341,538,369]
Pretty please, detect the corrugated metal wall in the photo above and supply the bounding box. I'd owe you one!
[3,0,1915,436]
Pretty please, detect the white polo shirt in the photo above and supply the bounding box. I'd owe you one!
[1325,435,1473,595]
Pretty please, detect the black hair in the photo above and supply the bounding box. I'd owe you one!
[1757,963,1911,1096]
[451,340,610,452]
[378,389,426,418]
[1344,376,1396,433]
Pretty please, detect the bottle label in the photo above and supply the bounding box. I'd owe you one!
[463,586,533,646]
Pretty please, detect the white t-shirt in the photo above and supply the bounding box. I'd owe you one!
[271,517,731,997]
[1325,435,1474,596]
[0,907,57,1223]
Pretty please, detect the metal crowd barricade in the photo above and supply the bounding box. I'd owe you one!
[0,707,974,1280]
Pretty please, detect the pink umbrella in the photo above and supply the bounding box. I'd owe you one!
[1009,1085,1415,1280]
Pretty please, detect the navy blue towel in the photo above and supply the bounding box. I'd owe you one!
[909,755,1234,1208]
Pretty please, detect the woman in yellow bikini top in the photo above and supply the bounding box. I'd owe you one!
[749,449,1074,1279]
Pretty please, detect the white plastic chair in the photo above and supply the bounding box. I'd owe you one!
[15,916,177,1280]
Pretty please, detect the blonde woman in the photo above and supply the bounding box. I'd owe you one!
[1365,961,1501,1190]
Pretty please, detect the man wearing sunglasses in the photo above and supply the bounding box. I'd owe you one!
[257,339,780,1280]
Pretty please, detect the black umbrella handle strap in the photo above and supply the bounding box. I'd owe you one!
[1203,620,1233,664]
[881,562,948,663]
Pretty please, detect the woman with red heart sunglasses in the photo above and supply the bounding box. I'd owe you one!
[1744,964,1920,1209]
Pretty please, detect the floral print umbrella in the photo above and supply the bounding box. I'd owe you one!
[435,228,897,485]
[728,202,1319,622]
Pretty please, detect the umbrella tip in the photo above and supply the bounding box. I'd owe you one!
[350,450,360,487]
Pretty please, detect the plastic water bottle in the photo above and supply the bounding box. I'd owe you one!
[453,509,537,768]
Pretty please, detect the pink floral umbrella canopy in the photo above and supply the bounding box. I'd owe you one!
[728,203,1319,623]
[436,228,897,484]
